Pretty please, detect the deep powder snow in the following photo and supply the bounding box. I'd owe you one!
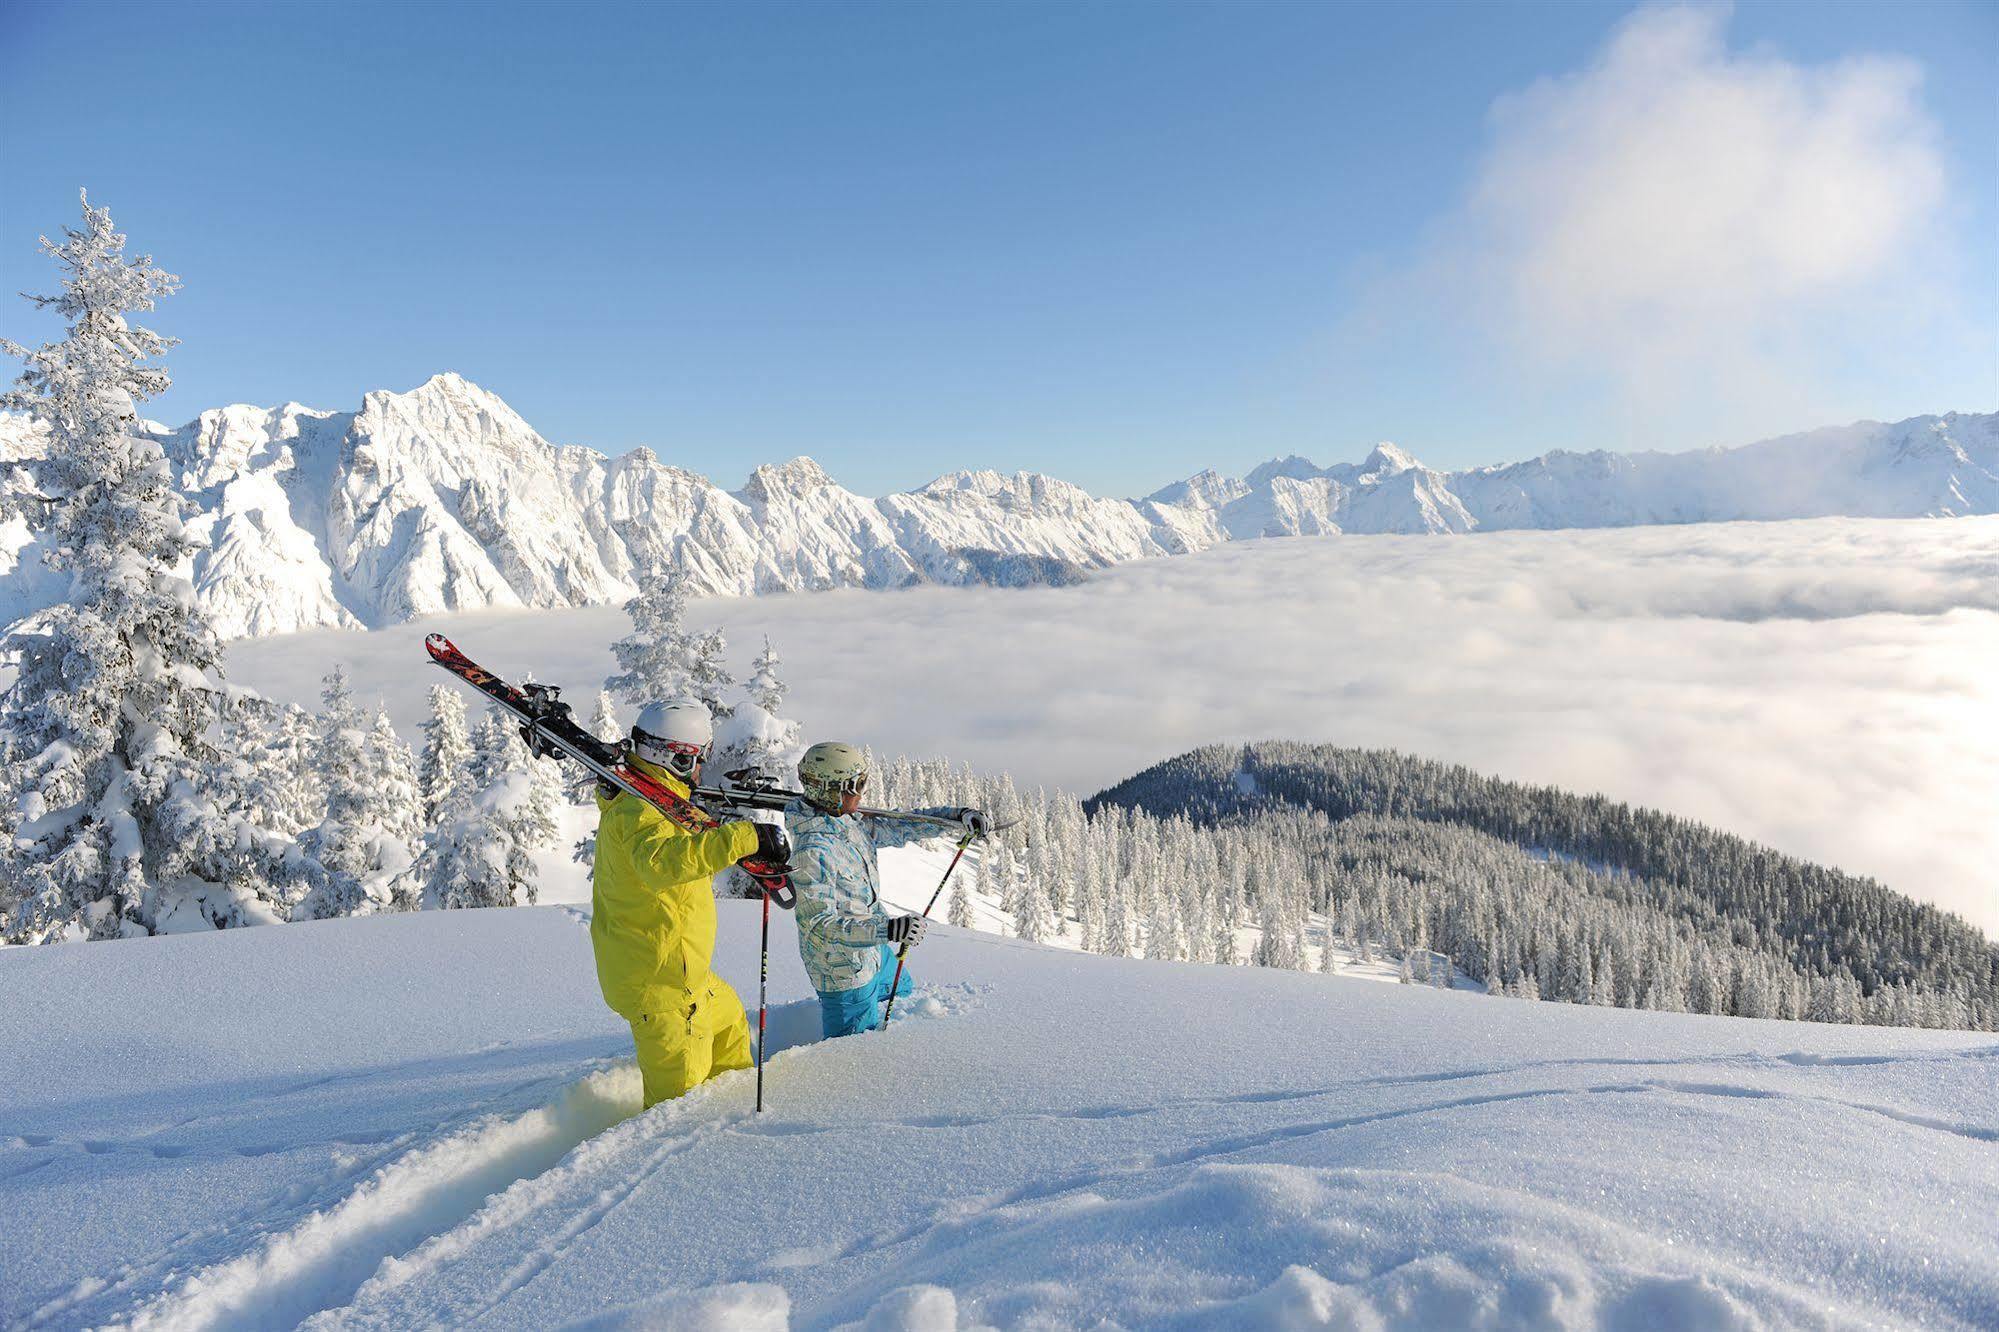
[1,866,1994,1331]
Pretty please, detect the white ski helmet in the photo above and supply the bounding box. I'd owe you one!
[798,741,868,808]
[631,698,712,776]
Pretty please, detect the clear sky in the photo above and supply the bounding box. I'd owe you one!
[2,0,1992,495]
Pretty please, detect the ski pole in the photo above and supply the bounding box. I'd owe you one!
[757,885,771,1113]
[881,831,977,1032]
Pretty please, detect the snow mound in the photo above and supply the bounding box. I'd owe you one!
[563,1283,790,1331]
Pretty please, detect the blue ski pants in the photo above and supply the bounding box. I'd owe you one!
[817,945,913,1039]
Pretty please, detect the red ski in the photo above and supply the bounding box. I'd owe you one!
[423,633,793,903]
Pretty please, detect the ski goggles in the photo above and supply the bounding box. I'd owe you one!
[811,770,868,796]
[633,730,709,764]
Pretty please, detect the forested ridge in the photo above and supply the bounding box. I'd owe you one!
[1086,743,1998,1029]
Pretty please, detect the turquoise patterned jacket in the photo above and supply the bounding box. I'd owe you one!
[786,801,955,993]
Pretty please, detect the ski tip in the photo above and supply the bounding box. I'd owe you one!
[424,633,454,658]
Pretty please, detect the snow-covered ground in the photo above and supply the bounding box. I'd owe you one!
[4,856,1995,1330]
[229,517,1999,932]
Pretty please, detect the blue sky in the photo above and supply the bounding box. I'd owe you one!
[2,0,1992,495]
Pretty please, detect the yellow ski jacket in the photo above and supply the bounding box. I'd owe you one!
[590,759,759,1019]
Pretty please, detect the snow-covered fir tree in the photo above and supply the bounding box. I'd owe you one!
[1102,877,1134,958]
[948,871,978,930]
[264,701,325,836]
[230,696,318,838]
[418,684,473,826]
[366,708,420,845]
[1213,905,1239,966]
[0,193,295,940]
[419,708,556,910]
[1143,883,1181,961]
[1252,891,1299,969]
[1014,863,1053,944]
[606,565,732,721]
[294,669,418,919]
[730,636,806,784]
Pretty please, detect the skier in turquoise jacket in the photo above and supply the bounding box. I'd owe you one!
[786,742,988,1038]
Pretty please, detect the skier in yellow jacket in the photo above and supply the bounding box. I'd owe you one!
[592,697,786,1109]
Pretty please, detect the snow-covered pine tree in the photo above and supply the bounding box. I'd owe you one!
[728,635,805,784]
[1184,886,1215,965]
[366,708,420,846]
[692,628,733,719]
[230,695,317,837]
[747,636,786,712]
[1143,882,1181,961]
[886,755,915,809]
[1102,877,1134,958]
[295,670,416,919]
[418,684,473,826]
[948,868,978,930]
[1213,905,1238,965]
[994,844,1022,918]
[420,708,552,910]
[606,565,729,714]
[1252,891,1298,969]
[590,689,621,746]
[0,193,296,940]
[261,701,324,835]
[1014,863,1052,943]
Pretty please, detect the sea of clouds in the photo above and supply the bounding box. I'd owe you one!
[228,517,1999,931]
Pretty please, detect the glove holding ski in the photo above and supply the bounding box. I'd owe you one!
[743,821,791,868]
[953,807,991,839]
[881,915,929,949]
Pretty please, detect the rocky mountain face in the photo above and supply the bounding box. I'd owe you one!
[2,373,1991,638]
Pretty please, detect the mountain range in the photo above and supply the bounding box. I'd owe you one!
[3,372,1993,639]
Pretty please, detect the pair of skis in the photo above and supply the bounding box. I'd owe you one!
[424,634,795,899]
[696,769,998,833]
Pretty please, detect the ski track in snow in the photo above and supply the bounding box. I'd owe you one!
[14,985,975,1332]
[16,1052,629,1331]
[3,900,1995,1331]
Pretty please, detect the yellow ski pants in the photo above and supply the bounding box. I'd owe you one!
[629,974,753,1109]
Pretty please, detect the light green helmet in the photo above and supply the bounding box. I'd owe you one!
[798,741,868,808]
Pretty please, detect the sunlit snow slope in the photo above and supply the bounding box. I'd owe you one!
[2,891,1995,1330]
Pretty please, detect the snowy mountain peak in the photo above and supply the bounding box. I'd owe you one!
[1144,468,1251,511]
[356,372,544,458]
[1243,454,1326,488]
[739,456,838,502]
[1360,442,1420,475]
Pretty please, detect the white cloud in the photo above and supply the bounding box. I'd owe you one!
[230,517,1999,933]
[1422,5,1952,439]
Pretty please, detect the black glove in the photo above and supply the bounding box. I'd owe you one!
[954,807,991,838]
[744,821,790,866]
[882,915,929,948]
